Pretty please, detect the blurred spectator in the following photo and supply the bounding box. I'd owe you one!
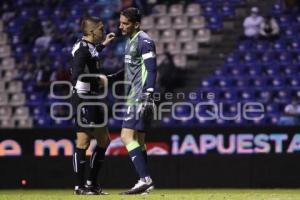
[282,0,299,11]
[120,0,134,10]
[50,66,70,81]
[35,24,53,49]
[35,20,62,49]
[34,35,52,49]
[279,98,300,125]
[259,15,280,41]
[20,14,43,46]
[134,0,150,15]
[50,66,71,95]
[16,53,35,80]
[23,64,37,82]
[102,50,122,74]
[158,53,176,93]
[35,50,52,69]
[1,2,15,23]
[17,52,33,69]
[52,105,70,117]
[107,19,118,34]
[36,65,52,91]
[243,7,263,39]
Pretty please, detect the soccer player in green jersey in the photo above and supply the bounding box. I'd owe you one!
[118,7,157,195]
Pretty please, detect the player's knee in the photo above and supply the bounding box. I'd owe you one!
[104,136,111,147]
[97,136,110,148]
[120,133,134,145]
[138,139,144,146]
[76,139,90,149]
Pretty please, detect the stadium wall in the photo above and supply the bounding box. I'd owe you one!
[1,127,300,188]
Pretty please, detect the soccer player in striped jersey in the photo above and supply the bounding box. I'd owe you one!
[71,16,115,195]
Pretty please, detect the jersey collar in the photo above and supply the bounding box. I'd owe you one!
[129,31,142,43]
[82,38,96,46]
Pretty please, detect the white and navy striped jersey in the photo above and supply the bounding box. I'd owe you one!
[71,39,104,93]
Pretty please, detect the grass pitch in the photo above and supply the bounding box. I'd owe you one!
[1,189,300,200]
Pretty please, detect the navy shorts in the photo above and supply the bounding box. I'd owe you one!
[122,104,152,132]
[71,91,106,133]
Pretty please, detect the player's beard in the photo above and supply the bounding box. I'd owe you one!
[94,35,103,44]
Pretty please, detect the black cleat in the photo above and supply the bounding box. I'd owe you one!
[74,187,98,195]
[120,177,154,195]
[85,184,109,195]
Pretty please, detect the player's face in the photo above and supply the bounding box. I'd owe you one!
[92,23,104,43]
[119,15,137,37]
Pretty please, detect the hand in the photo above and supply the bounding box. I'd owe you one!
[138,92,155,121]
[98,74,108,89]
[102,32,115,46]
[107,69,124,80]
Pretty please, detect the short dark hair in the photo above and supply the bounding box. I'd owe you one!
[121,7,141,23]
[80,16,103,36]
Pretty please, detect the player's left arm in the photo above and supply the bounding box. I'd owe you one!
[137,38,157,118]
[139,38,157,94]
[95,33,116,88]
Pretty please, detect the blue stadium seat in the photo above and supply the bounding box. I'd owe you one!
[220,3,235,17]
[261,52,275,65]
[272,3,283,16]
[208,16,223,30]
[28,93,45,106]
[217,77,233,87]
[249,76,267,87]
[161,116,176,127]
[232,77,250,87]
[70,7,82,17]
[273,39,287,52]
[38,8,52,20]
[291,39,300,52]
[174,104,192,117]
[238,40,252,52]
[284,27,297,39]
[254,41,270,53]
[176,118,195,127]
[100,7,114,20]
[243,52,257,65]
[7,19,21,33]
[254,88,272,102]
[268,77,285,87]
[52,119,72,128]
[295,14,300,27]
[266,103,279,114]
[281,64,297,75]
[203,3,217,17]
[219,89,237,101]
[225,53,239,66]
[295,53,300,65]
[246,67,261,76]
[35,117,52,128]
[231,67,246,76]
[49,44,63,57]
[238,89,255,101]
[278,52,292,65]
[214,68,225,76]
[264,64,280,76]
[277,15,291,28]
[287,75,300,88]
